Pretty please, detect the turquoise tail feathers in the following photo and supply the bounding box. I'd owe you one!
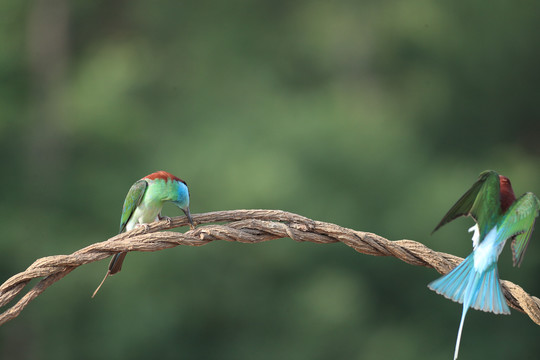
[429,253,510,359]
[429,254,475,305]
[428,253,510,314]
[454,306,469,360]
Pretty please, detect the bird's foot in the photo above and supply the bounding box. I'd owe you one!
[135,223,150,232]
[158,214,173,227]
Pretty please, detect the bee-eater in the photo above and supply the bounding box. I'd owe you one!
[92,171,195,298]
[429,170,540,359]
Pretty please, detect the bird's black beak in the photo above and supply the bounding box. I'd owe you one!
[183,207,195,229]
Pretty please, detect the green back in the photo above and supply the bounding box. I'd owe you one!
[119,179,148,233]
[433,170,502,239]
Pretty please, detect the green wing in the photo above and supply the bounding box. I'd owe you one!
[433,170,501,238]
[119,179,148,233]
[496,192,540,267]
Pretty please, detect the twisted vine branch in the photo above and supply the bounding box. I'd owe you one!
[1,209,539,326]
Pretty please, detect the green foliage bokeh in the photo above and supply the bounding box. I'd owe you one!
[1,1,539,359]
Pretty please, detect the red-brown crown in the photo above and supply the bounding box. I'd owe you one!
[143,171,186,185]
[499,175,516,212]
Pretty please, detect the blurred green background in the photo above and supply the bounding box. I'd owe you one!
[1,1,539,359]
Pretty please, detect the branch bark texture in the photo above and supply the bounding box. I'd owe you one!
[1,209,539,326]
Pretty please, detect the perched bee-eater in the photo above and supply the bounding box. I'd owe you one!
[429,170,540,359]
[92,171,195,297]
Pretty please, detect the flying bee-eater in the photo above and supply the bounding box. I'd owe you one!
[92,171,195,298]
[429,170,540,360]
